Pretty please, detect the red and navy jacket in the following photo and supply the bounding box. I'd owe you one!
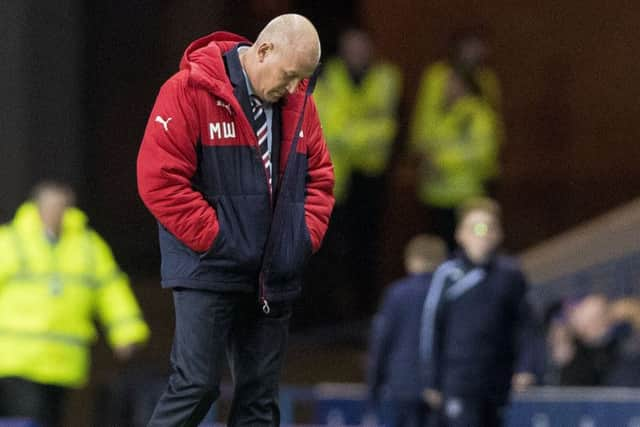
[137,32,335,303]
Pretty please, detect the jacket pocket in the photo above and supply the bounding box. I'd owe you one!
[198,194,270,275]
[158,223,201,281]
[268,201,312,283]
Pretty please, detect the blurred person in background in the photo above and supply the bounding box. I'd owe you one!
[0,181,150,427]
[549,294,636,386]
[409,29,503,252]
[314,27,401,203]
[420,197,537,427]
[560,294,615,385]
[313,27,402,316]
[137,14,334,427]
[367,234,446,427]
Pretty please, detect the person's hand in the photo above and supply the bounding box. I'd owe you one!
[548,322,576,366]
[422,388,443,409]
[114,343,141,362]
[512,372,536,392]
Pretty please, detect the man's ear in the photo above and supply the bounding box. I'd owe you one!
[257,42,273,63]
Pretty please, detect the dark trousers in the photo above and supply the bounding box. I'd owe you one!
[437,396,503,427]
[147,288,291,427]
[0,377,67,427]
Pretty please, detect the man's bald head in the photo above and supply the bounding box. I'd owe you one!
[256,14,321,65]
[240,14,321,102]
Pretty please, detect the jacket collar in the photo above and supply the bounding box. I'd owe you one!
[224,43,251,89]
[455,249,497,271]
[12,202,88,236]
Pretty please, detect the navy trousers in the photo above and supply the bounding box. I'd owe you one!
[147,288,291,427]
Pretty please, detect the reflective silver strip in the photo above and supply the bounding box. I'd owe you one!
[106,314,144,332]
[5,226,119,289]
[8,272,101,289]
[0,328,88,347]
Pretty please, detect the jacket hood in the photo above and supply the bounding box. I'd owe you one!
[179,31,314,101]
[12,202,88,236]
[179,31,249,94]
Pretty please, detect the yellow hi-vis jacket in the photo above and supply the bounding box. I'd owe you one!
[410,61,503,208]
[314,58,402,203]
[0,202,150,388]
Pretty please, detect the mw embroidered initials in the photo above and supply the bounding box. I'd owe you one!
[209,122,236,140]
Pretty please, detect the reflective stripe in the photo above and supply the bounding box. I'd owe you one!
[7,272,101,289]
[0,328,88,347]
[98,270,127,287]
[5,226,113,289]
[7,270,124,289]
[106,314,144,331]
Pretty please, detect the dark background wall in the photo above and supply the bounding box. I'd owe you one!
[364,0,640,285]
[1,0,85,219]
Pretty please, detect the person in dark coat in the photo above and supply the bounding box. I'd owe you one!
[421,197,537,427]
[367,234,447,427]
[551,294,637,387]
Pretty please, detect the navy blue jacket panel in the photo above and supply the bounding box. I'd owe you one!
[429,253,537,401]
[368,272,432,403]
[137,33,334,303]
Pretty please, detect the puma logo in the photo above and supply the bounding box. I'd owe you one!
[155,115,172,131]
[216,100,233,115]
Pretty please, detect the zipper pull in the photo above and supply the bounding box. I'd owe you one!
[261,299,271,314]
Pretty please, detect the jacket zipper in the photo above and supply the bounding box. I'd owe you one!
[218,95,273,312]
[252,114,272,314]
[259,271,270,314]
[255,76,317,314]
[220,76,315,314]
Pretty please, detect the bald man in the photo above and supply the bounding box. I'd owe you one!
[138,14,334,427]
